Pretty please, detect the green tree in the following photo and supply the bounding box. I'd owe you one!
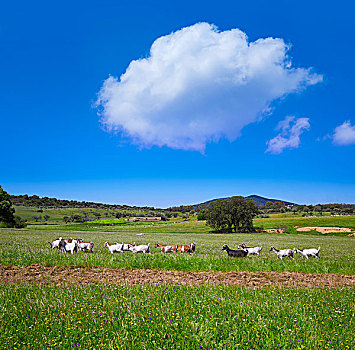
[0,185,15,224]
[197,211,206,221]
[206,196,259,232]
[206,200,228,231]
[0,186,26,228]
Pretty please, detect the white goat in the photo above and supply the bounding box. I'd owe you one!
[49,237,62,249]
[270,246,294,260]
[293,246,320,259]
[60,239,79,254]
[237,243,262,256]
[130,243,150,254]
[77,239,94,253]
[122,243,134,251]
[104,241,124,254]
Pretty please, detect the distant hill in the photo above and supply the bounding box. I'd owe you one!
[9,194,154,210]
[246,195,295,206]
[197,195,295,207]
[10,192,294,210]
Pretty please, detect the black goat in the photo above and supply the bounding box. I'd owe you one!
[222,245,247,258]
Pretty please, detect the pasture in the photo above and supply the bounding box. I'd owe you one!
[0,285,353,349]
[23,214,355,234]
[0,216,354,349]
[0,229,354,274]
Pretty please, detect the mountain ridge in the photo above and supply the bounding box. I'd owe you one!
[197,194,295,207]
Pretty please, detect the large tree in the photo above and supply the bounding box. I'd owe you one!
[0,185,16,224]
[0,185,26,228]
[206,196,259,232]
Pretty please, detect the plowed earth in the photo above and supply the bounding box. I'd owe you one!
[1,265,354,288]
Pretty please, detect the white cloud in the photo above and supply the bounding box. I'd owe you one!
[276,116,295,133]
[266,117,310,154]
[96,22,322,152]
[332,121,355,145]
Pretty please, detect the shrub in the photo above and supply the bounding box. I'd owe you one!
[1,215,26,228]
[197,212,206,220]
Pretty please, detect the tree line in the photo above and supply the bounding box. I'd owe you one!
[10,193,197,220]
[260,201,355,216]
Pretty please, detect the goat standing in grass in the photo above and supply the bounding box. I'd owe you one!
[237,243,262,256]
[270,246,294,260]
[177,242,196,253]
[293,246,320,259]
[155,242,177,253]
[130,243,150,254]
[60,239,79,254]
[222,245,247,258]
[104,241,124,254]
[77,239,94,253]
[122,243,134,251]
[49,237,62,250]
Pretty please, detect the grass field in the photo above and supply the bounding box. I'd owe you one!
[13,206,118,223]
[12,204,355,232]
[0,228,354,274]
[20,215,355,234]
[0,284,353,349]
[1,215,354,349]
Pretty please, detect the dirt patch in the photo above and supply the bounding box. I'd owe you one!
[296,227,352,234]
[265,229,285,233]
[0,265,354,288]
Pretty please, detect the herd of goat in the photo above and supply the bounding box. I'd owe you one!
[49,238,321,259]
[223,244,321,259]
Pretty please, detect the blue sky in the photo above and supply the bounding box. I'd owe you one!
[1,0,354,207]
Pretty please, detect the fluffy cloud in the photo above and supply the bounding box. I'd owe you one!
[96,22,322,151]
[332,121,355,145]
[266,116,310,154]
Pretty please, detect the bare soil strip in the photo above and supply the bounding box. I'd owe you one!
[296,226,353,233]
[0,265,354,288]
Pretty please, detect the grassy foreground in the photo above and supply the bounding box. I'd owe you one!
[1,284,353,350]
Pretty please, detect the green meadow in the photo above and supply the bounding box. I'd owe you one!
[1,214,354,349]
[17,214,355,234]
[12,204,355,232]
[0,284,353,349]
[0,224,354,274]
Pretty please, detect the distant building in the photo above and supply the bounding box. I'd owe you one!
[129,217,162,222]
